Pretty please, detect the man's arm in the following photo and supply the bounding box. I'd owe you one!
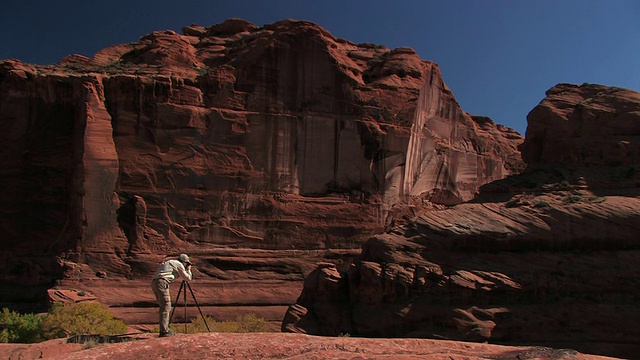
[175,261,193,282]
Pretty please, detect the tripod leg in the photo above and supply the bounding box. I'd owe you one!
[183,281,188,333]
[185,282,211,332]
[168,280,185,329]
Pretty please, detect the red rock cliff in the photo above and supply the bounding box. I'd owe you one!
[283,83,640,359]
[0,19,521,326]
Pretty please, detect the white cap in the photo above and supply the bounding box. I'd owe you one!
[178,253,191,265]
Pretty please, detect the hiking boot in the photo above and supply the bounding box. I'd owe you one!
[159,329,176,337]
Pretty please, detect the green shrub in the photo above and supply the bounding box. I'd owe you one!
[178,315,218,333]
[533,201,550,208]
[233,313,270,332]
[167,313,270,334]
[196,66,210,76]
[1,302,127,343]
[0,308,44,343]
[211,319,243,333]
[562,195,582,204]
[40,302,127,339]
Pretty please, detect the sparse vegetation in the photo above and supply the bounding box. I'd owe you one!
[0,308,44,343]
[586,196,606,203]
[196,65,210,76]
[159,313,270,334]
[562,195,583,204]
[40,302,128,339]
[106,60,124,69]
[561,195,606,205]
[83,338,99,349]
[533,201,550,208]
[0,302,127,344]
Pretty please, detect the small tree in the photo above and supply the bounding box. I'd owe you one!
[40,302,127,339]
[0,308,44,343]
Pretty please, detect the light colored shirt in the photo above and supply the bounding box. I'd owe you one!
[153,259,192,283]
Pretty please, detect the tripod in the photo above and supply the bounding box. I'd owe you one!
[168,281,211,333]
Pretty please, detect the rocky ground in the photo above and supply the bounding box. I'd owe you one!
[0,333,621,360]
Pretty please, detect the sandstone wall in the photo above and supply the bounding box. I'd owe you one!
[0,19,521,324]
[283,83,640,359]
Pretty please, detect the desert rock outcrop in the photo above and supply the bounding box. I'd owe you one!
[520,83,640,169]
[0,333,618,360]
[0,18,520,328]
[282,83,640,359]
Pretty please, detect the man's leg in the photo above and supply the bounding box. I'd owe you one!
[152,278,172,334]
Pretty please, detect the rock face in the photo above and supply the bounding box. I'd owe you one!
[0,18,521,325]
[0,333,616,360]
[520,83,640,169]
[282,84,640,359]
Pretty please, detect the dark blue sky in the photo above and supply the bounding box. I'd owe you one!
[2,0,639,135]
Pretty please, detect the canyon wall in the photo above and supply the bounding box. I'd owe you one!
[283,83,640,359]
[0,19,521,324]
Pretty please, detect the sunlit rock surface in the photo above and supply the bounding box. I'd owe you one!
[283,84,640,359]
[0,333,617,360]
[0,18,521,326]
[520,83,640,169]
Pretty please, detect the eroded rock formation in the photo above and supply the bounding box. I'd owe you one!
[282,83,640,359]
[0,332,615,360]
[520,83,640,169]
[0,18,521,326]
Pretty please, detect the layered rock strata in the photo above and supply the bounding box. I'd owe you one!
[0,18,521,325]
[282,84,640,359]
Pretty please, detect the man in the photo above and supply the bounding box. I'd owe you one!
[151,253,193,337]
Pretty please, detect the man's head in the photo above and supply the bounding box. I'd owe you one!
[178,253,192,265]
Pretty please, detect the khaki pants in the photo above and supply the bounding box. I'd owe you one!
[151,278,172,334]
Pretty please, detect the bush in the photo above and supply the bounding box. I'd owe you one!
[0,308,44,343]
[166,313,270,334]
[233,313,270,332]
[533,201,550,208]
[562,195,582,204]
[180,315,217,333]
[40,302,128,339]
[586,196,606,203]
[1,302,127,343]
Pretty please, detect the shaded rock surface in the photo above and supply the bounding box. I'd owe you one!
[0,333,619,360]
[520,83,640,169]
[282,84,640,359]
[0,18,521,326]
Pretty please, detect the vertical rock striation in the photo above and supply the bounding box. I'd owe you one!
[0,19,521,319]
[283,83,640,359]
